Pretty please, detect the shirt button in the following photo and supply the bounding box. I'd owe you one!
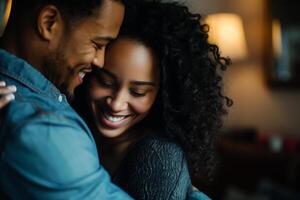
[58,95,63,102]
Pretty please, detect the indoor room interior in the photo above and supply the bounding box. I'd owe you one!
[179,0,300,199]
[1,0,300,199]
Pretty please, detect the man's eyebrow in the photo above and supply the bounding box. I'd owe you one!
[130,81,156,86]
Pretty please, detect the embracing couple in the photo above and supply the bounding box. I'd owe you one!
[0,0,230,199]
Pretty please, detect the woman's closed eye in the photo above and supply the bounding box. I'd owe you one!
[130,88,149,97]
[96,76,115,88]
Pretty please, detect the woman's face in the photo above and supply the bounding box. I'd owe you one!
[88,38,160,138]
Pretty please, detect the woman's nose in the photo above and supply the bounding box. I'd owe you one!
[106,91,128,112]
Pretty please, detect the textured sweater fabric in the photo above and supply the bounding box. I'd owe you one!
[113,135,192,200]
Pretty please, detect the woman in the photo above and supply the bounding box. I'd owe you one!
[73,0,231,199]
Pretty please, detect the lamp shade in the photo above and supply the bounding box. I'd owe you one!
[205,13,248,61]
[0,0,12,36]
[272,19,282,58]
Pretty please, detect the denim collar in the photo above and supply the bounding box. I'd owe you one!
[0,48,67,103]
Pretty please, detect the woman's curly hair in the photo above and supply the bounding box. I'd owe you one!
[119,0,232,182]
[73,0,232,184]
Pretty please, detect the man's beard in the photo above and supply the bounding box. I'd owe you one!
[43,51,74,101]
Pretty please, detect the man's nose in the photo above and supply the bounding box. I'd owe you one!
[92,49,105,68]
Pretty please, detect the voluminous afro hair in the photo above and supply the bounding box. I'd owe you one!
[120,0,232,182]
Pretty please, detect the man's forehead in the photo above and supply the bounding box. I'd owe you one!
[92,0,125,18]
[66,0,124,30]
[84,0,124,38]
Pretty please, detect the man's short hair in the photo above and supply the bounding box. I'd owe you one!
[14,0,126,23]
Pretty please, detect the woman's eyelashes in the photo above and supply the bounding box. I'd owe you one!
[96,75,115,88]
[129,88,148,97]
[95,76,150,98]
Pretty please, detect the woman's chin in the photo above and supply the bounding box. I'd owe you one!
[98,127,125,138]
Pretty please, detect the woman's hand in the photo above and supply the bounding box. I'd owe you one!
[0,81,16,109]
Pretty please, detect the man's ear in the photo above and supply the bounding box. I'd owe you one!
[37,5,64,42]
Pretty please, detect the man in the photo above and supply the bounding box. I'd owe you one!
[0,0,132,199]
[0,0,209,199]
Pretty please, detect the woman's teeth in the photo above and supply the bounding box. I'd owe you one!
[104,113,126,122]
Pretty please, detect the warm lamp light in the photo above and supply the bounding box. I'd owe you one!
[0,0,12,36]
[205,13,248,61]
[272,19,282,58]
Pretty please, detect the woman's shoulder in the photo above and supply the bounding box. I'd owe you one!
[137,133,183,150]
[118,133,188,171]
[130,134,186,165]
[114,133,192,199]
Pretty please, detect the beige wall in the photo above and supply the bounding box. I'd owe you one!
[170,0,300,135]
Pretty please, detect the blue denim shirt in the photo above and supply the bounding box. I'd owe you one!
[0,49,210,200]
[0,49,133,199]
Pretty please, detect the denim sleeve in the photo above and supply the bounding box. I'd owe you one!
[0,112,133,200]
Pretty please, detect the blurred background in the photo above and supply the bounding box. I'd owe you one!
[1,0,300,199]
[171,0,300,199]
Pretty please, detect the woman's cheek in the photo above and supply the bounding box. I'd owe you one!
[131,97,156,115]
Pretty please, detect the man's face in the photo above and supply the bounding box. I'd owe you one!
[45,0,125,98]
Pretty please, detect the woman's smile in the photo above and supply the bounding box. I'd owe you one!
[97,106,134,129]
[87,38,159,138]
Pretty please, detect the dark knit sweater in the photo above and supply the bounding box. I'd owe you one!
[113,135,192,200]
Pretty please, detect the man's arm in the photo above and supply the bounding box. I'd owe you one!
[0,112,133,200]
